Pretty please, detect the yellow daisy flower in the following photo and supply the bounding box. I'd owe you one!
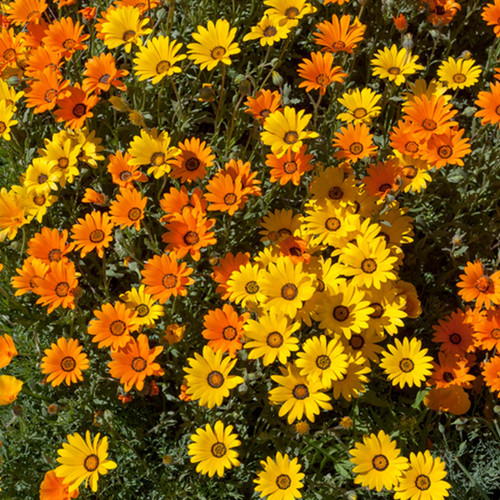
[437,56,482,90]
[0,99,17,141]
[365,283,408,336]
[187,19,240,71]
[371,44,424,86]
[337,87,382,124]
[120,285,164,328]
[226,262,267,308]
[243,14,292,46]
[331,354,371,401]
[261,106,319,158]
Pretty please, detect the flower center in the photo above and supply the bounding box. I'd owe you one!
[443,371,454,383]
[44,89,58,105]
[415,474,431,490]
[211,442,227,458]
[185,157,200,171]
[496,105,500,116]
[38,174,48,184]
[58,157,69,169]
[405,141,419,153]
[120,170,132,181]
[283,161,297,174]
[99,73,111,84]
[211,46,226,59]
[183,231,200,246]
[388,67,400,75]
[267,331,284,348]
[325,217,341,231]
[33,194,46,206]
[281,283,298,300]
[449,332,461,344]
[292,384,309,400]
[361,258,377,273]
[245,281,260,294]
[150,152,165,166]
[369,302,384,319]
[379,183,392,193]
[222,325,237,340]
[284,131,299,144]
[333,40,346,49]
[128,207,142,221]
[285,7,299,18]
[156,60,171,74]
[131,356,147,372]
[224,193,237,205]
[316,74,329,86]
[60,356,76,372]
[62,39,75,50]
[72,103,87,118]
[207,370,224,388]
[276,474,292,489]
[49,249,62,262]
[399,358,415,372]
[3,48,15,60]
[422,118,437,131]
[475,275,492,293]
[349,142,363,155]
[353,107,367,119]
[110,320,126,336]
[453,73,466,83]
[0,122,5,133]
[264,26,277,37]
[135,304,149,317]
[491,328,500,340]
[316,354,331,370]
[402,165,417,178]
[438,145,452,158]
[328,186,344,200]
[89,229,105,243]
[162,273,177,289]
[83,454,99,472]
[55,281,70,297]
[333,305,349,322]
[349,334,365,350]
[372,454,389,471]
[123,30,136,42]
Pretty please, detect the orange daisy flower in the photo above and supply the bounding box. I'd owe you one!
[433,309,475,356]
[0,29,23,70]
[83,52,128,94]
[475,81,500,127]
[211,251,251,300]
[297,51,347,95]
[40,470,79,500]
[71,211,114,258]
[88,301,139,350]
[24,46,64,79]
[162,207,216,261]
[205,172,249,216]
[24,68,71,114]
[54,84,99,130]
[107,150,148,189]
[202,304,249,357]
[11,257,49,296]
[314,14,366,54]
[278,236,311,265]
[225,158,262,197]
[389,120,425,158]
[266,145,314,186]
[41,337,89,387]
[403,94,458,142]
[42,17,89,60]
[33,260,79,314]
[0,333,17,369]
[159,186,207,222]
[141,252,194,303]
[79,6,97,21]
[109,187,147,231]
[421,128,471,169]
[23,19,49,50]
[457,260,500,309]
[332,122,377,162]
[427,352,474,389]
[362,159,402,199]
[170,137,216,183]
[482,0,500,36]
[5,0,48,26]
[27,227,73,264]
[473,308,500,351]
[82,188,108,205]
[108,334,164,391]
[426,0,461,26]
[483,355,500,394]
[244,89,282,123]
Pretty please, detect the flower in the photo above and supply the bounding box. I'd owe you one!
[266,144,313,186]
[171,137,215,183]
[433,309,475,356]
[0,100,17,141]
[83,52,128,94]
[0,333,17,369]
[269,363,332,423]
[184,345,244,408]
[226,262,267,307]
[332,122,377,162]
[55,431,117,493]
[297,51,347,95]
[108,334,164,391]
[314,14,365,54]
[188,421,241,477]
[337,87,382,124]
[261,106,319,159]
[457,260,500,309]
[71,211,114,258]
[482,0,500,37]
[120,285,164,328]
[394,450,451,500]
[437,56,481,90]
[54,84,99,130]
[380,337,433,388]
[109,187,147,230]
[42,17,89,60]
[107,150,147,188]
[245,89,282,123]
[371,45,424,86]
[243,15,291,46]
[133,35,186,84]
[482,355,500,394]
[349,430,409,492]
[40,470,79,500]
[475,81,500,128]
[254,452,305,500]
[0,375,23,405]
[187,19,240,71]
[41,337,89,387]
[424,385,471,415]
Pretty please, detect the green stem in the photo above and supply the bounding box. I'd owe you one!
[215,64,227,131]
